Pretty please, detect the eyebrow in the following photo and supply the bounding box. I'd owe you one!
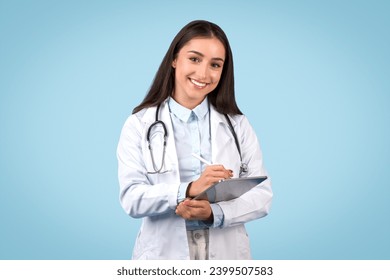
[188,50,225,62]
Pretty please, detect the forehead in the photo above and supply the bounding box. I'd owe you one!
[179,37,226,58]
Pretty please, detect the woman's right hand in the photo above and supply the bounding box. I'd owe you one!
[187,165,233,197]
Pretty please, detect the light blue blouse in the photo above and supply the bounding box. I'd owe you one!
[168,97,224,229]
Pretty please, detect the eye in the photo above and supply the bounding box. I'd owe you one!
[189,57,200,63]
[211,63,222,68]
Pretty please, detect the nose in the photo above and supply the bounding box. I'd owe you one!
[196,63,209,80]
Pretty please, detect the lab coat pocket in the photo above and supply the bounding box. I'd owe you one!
[145,158,175,185]
[236,225,251,258]
[132,227,157,260]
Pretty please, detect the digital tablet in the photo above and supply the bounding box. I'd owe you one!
[192,176,267,203]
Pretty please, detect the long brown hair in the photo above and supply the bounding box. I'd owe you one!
[133,20,242,115]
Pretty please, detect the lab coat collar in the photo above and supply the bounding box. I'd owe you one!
[210,103,237,128]
[140,99,169,123]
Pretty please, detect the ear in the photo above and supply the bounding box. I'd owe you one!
[172,59,177,68]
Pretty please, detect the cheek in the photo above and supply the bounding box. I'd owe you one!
[176,62,193,76]
[211,72,222,85]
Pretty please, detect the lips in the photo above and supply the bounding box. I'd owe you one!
[190,78,208,88]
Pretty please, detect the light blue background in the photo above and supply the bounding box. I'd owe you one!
[1,0,389,259]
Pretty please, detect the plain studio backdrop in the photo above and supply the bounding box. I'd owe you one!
[0,0,389,259]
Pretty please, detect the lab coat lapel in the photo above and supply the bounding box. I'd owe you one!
[159,100,179,172]
[210,106,239,173]
[140,100,179,181]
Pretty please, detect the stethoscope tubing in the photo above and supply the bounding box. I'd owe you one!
[146,101,247,175]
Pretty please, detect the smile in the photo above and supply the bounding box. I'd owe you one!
[190,78,208,88]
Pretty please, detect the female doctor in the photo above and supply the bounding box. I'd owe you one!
[117,20,272,260]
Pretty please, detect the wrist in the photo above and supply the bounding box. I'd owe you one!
[186,182,194,198]
[206,211,214,223]
[187,180,201,198]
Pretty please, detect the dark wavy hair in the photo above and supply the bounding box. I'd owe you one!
[133,20,242,115]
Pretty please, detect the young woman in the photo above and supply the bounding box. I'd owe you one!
[117,20,272,260]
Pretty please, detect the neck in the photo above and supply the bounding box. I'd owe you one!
[171,94,206,110]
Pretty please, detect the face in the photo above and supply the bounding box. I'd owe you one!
[172,37,225,109]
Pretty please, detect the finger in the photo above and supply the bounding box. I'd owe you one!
[207,165,226,171]
[211,165,233,174]
[176,204,192,219]
[183,199,208,208]
[176,201,187,212]
[204,168,231,176]
[203,166,232,180]
[177,201,212,220]
[182,200,199,208]
[176,205,190,218]
[210,170,233,179]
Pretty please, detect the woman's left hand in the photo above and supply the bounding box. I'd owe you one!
[175,199,213,222]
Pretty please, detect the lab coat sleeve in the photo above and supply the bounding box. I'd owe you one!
[217,116,273,228]
[117,114,179,218]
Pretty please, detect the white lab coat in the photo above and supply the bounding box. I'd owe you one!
[117,99,272,259]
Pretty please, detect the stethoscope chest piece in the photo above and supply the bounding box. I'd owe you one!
[240,162,248,176]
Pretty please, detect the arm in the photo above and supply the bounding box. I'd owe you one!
[217,116,273,228]
[175,165,232,227]
[117,113,179,218]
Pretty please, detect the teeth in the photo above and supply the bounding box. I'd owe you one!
[191,79,207,87]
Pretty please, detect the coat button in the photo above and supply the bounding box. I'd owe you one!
[194,233,201,239]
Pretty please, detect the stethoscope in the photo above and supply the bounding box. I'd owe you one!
[146,103,168,174]
[146,102,248,175]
